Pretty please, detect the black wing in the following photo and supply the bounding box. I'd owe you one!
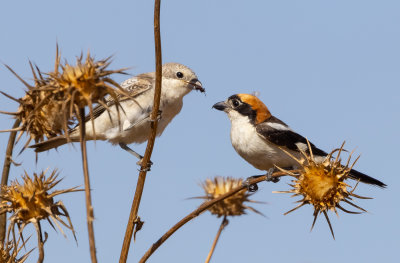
[257,117,386,188]
[255,116,328,157]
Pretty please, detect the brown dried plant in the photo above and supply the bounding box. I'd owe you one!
[0,169,80,262]
[46,48,128,138]
[1,48,129,262]
[0,237,33,263]
[0,63,67,149]
[196,177,264,263]
[0,46,128,145]
[274,141,371,239]
[43,47,128,263]
[198,177,263,218]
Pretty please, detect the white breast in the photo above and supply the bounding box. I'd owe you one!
[228,111,299,171]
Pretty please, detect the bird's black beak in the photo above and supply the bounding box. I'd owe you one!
[212,101,228,111]
[189,78,205,93]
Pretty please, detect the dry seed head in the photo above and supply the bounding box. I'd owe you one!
[48,50,127,115]
[0,169,80,241]
[274,141,370,238]
[198,177,262,217]
[1,63,68,146]
[1,46,127,145]
[18,89,66,143]
[46,47,128,138]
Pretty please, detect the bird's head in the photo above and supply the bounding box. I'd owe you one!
[161,63,204,99]
[213,94,271,124]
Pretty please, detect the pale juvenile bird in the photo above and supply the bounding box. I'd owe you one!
[30,63,204,165]
[213,94,386,188]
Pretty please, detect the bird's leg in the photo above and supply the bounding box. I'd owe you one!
[119,143,143,159]
[119,143,153,170]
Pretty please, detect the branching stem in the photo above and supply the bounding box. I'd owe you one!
[35,221,44,263]
[0,119,21,243]
[139,170,295,263]
[119,0,162,262]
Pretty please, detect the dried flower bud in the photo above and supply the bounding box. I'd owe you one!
[0,169,80,241]
[198,177,263,218]
[274,141,371,238]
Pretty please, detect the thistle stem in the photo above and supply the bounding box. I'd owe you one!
[35,221,44,263]
[139,170,294,263]
[118,0,162,262]
[0,119,21,243]
[205,216,228,263]
[79,108,98,263]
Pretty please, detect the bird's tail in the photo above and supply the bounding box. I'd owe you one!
[29,135,79,152]
[349,169,386,188]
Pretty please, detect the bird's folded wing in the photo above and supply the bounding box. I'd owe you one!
[255,116,327,156]
[83,73,155,123]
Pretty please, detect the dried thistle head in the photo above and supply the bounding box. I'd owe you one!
[0,169,81,242]
[0,238,32,263]
[274,141,371,238]
[49,52,125,107]
[0,63,68,147]
[1,45,127,145]
[197,177,263,218]
[47,48,128,136]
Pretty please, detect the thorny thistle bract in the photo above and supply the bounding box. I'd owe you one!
[0,169,81,244]
[0,238,32,263]
[47,47,128,139]
[274,141,371,239]
[0,45,128,148]
[197,177,263,218]
[0,63,68,149]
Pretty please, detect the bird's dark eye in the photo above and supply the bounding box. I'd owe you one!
[232,99,240,107]
[176,72,184,78]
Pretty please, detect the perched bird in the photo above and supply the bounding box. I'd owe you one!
[30,63,204,165]
[213,93,386,188]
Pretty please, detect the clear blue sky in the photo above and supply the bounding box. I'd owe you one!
[1,1,399,262]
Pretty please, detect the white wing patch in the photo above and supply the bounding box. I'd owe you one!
[266,122,289,130]
[295,142,308,151]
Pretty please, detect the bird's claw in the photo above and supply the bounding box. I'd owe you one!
[137,158,153,172]
[148,110,162,123]
[242,176,260,192]
[265,168,280,183]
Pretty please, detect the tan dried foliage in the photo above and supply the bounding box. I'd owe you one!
[274,141,371,238]
[0,169,81,242]
[0,63,67,147]
[0,239,32,263]
[49,50,127,108]
[0,45,128,145]
[198,177,263,218]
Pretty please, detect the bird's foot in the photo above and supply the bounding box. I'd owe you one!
[242,175,263,192]
[148,110,162,123]
[137,158,153,172]
[265,168,280,183]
